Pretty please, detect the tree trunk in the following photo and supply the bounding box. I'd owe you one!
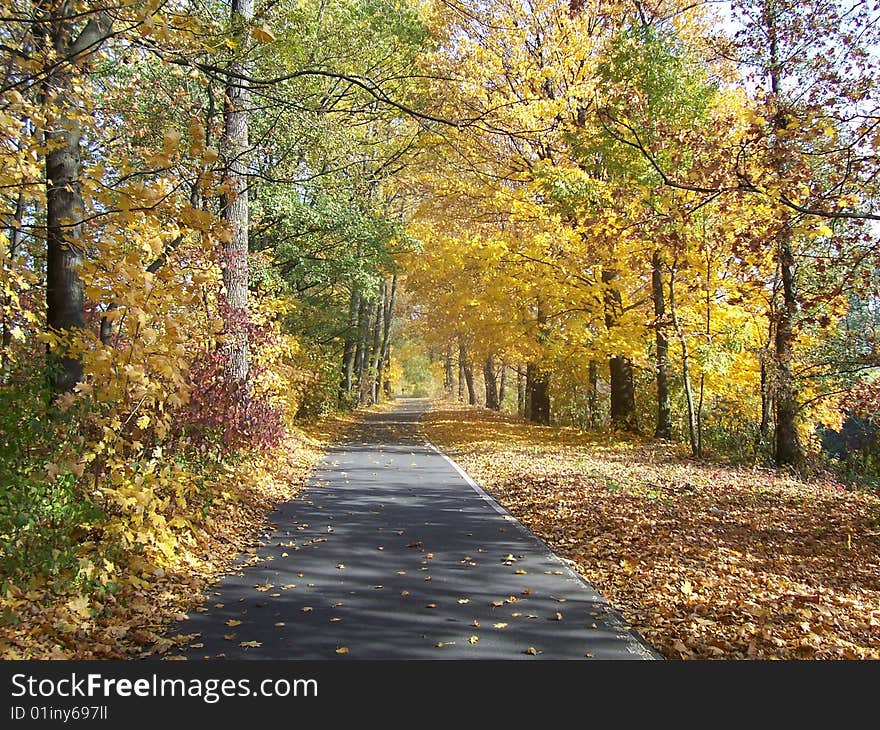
[652,250,672,439]
[459,338,476,405]
[766,8,802,467]
[669,268,700,457]
[526,363,550,425]
[39,8,113,395]
[603,268,638,432]
[483,353,499,410]
[517,365,525,416]
[498,363,506,407]
[375,275,396,402]
[353,296,368,388]
[458,352,465,401]
[775,231,801,466]
[221,0,254,383]
[444,344,454,395]
[341,286,361,400]
[587,359,599,429]
[755,311,775,457]
[367,293,383,403]
[356,297,374,404]
[45,77,86,395]
[608,356,637,431]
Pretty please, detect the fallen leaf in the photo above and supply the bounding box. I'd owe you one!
[239,641,262,648]
[335,647,349,655]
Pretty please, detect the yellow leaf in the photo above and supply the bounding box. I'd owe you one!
[225,619,242,627]
[67,595,91,617]
[252,24,276,44]
[162,129,182,154]
[239,641,262,648]
[469,635,479,644]
[335,647,349,654]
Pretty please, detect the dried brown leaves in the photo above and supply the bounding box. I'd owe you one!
[422,403,880,660]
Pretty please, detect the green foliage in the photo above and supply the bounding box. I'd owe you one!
[0,367,104,595]
[398,352,437,397]
[295,346,348,418]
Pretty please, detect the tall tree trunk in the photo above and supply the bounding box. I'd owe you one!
[39,8,112,395]
[458,351,465,401]
[526,363,550,425]
[758,320,774,450]
[483,353,499,410]
[669,267,700,458]
[587,359,599,429]
[775,231,801,466]
[517,365,525,416]
[367,294,383,403]
[341,285,361,400]
[603,269,638,432]
[498,363,506,407]
[375,274,396,403]
[652,250,672,439]
[221,0,254,383]
[766,7,802,467]
[356,297,374,404]
[526,300,551,424]
[444,344,454,395]
[459,337,476,405]
[352,294,370,390]
[45,79,86,394]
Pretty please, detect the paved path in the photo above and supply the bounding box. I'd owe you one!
[173,400,658,659]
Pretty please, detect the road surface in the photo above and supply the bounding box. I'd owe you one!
[172,400,658,660]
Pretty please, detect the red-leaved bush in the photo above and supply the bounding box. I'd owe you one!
[177,348,286,455]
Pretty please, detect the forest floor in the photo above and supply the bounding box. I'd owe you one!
[421,401,880,659]
[0,413,358,659]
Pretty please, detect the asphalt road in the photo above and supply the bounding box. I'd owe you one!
[172,399,658,660]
